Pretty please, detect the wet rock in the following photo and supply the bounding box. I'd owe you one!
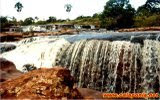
[0,67,83,99]
[0,44,16,53]
[22,64,37,72]
[0,58,23,82]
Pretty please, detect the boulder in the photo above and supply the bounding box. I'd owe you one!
[0,44,16,53]
[0,58,23,82]
[0,67,83,99]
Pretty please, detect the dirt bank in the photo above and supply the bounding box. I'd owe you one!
[118,27,160,32]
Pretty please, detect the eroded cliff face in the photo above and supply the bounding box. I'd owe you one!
[0,67,83,99]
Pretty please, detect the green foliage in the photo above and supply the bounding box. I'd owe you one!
[7,17,18,26]
[0,16,9,29]
[0,16,19,31]
[134,14,160,27]
[20,16,57,25]
[100,17,117,29]
[4,0,160,29]
[137,0,160,16]
[92,13,101,18]
[34,17,39,21]
[46,16,57,23]
[15,2,23,12]
[76,16,92,20]
[56,19,66,22]
[72,15,100,26]
[0,16,18,27]
[64,4,72,13]
[135,0,160,27]
[100,0,135,29]
[22,17,34,25]
[35,20,47,25]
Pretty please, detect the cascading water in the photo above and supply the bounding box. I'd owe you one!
[1,37,70,71]
[1,32,160,93]
[55,39,160,93]
[141,40,160,93]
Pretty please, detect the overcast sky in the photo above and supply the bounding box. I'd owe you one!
[0,0,147,20]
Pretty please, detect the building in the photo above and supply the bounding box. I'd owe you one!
[9,26,22,32]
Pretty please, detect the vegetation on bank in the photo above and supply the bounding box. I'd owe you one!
[1,0,160,31]
[100,0,160,29]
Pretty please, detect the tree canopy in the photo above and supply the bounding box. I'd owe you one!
[137,0,160,16]
[22,17,34,25]
[15,2,23,12]
[64,4,72,13]
[46,16,57,23]
[1,0,159,31]
[100,0,135,29]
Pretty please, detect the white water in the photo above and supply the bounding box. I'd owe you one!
[1,33,160,93]
[1,37,70,71]
[56,39,160,93]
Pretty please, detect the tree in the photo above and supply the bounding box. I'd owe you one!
[8,16,18,26]
[92,13,101,18]
[137,0,160,16]
[22,17,34,25]
[100,0,135,29]
[145,0,160,8]
[46,16,57,23]
[76,16,91,20]
[34,16,39,22]
[64,4,72,20]
[15,2,23,12]
[0,16,8,28]
[0,16,15,32]
[64,4,72,13]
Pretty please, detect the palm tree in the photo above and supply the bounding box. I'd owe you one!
[35,16,39,22]
[15,2,23,12]
[64,4,72,20]
[64,4,72,13]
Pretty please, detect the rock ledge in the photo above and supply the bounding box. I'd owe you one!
[0,67,82,99]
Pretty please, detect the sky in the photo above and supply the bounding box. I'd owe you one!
[0,0,147,21]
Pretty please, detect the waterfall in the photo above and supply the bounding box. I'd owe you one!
[1,32,160,93]
[55,39,160,93]
[1,38,70,71]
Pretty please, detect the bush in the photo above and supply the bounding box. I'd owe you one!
[134,14,160,27]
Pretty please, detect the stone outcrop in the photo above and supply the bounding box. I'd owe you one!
[0,44,16,53]
[0,67,83,99]
[0,58,23,82]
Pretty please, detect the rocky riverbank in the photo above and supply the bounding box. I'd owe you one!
[1,27,160,42]
[118,27,160,32]
[0,29,79,42]
[0,59,103,99]
[0,58,23,82]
